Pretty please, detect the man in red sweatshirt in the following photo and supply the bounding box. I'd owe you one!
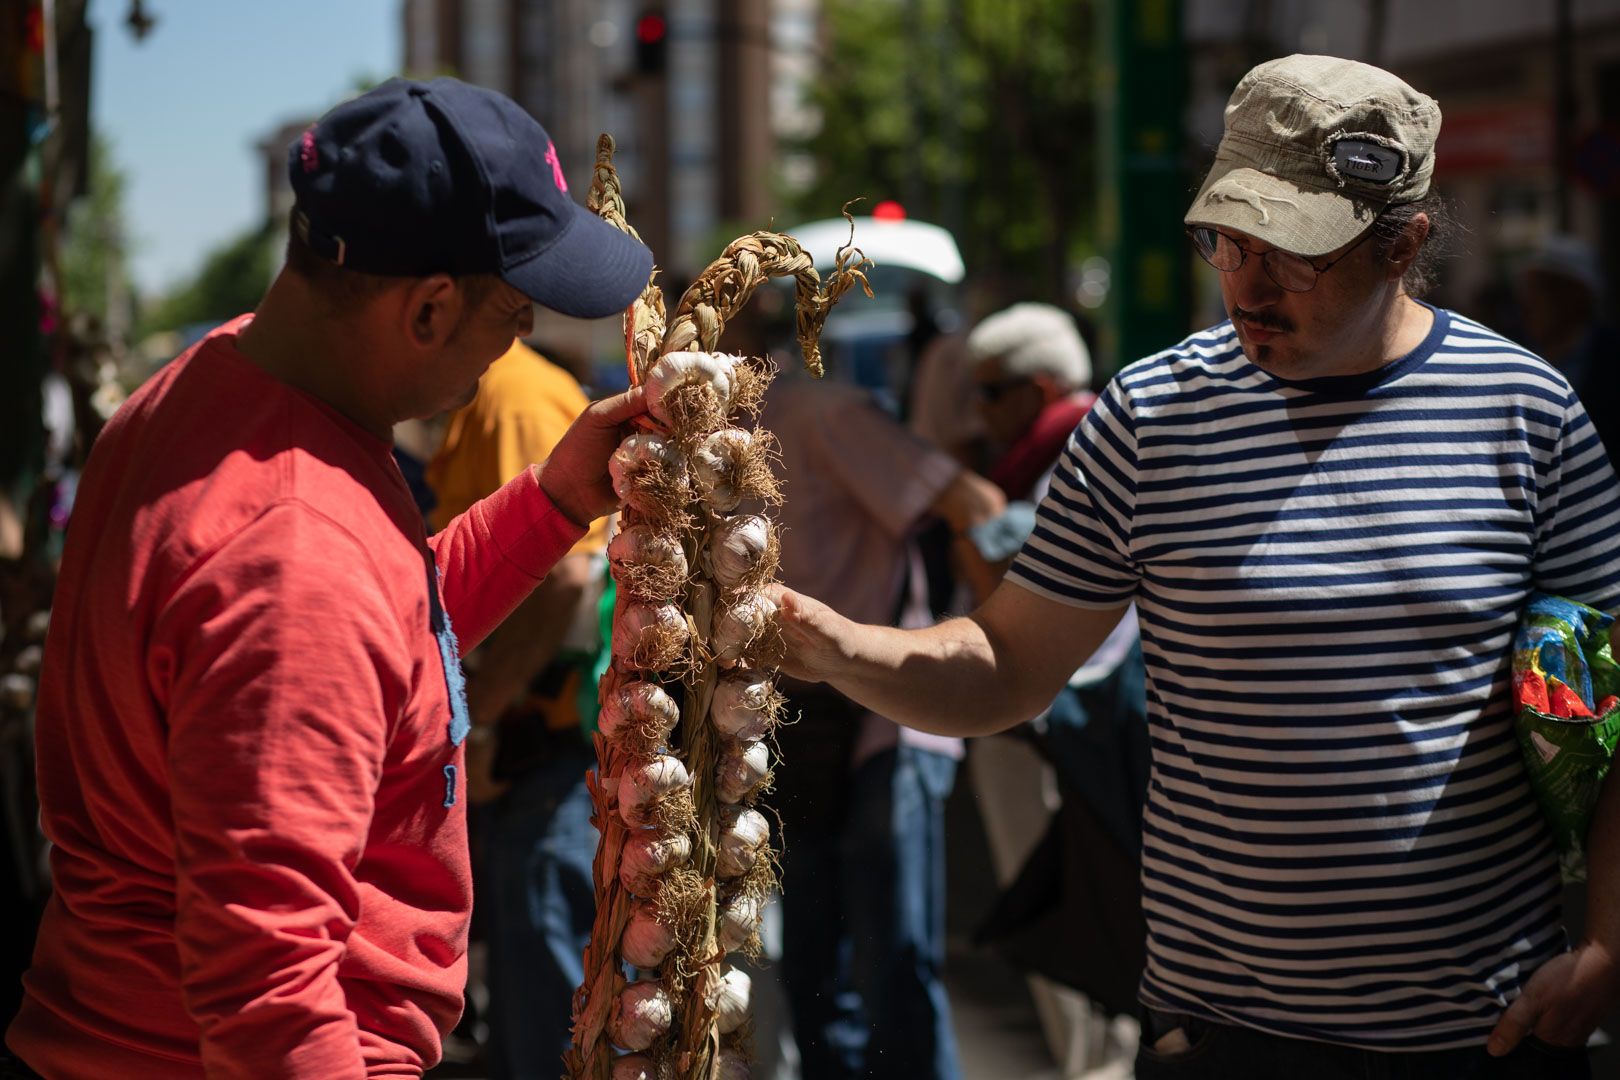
[4,78,652,1079]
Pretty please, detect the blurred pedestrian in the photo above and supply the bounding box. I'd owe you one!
[425,338,610,1076]
[1520,234,1620,457]
[763,365,1004,1080]
[962,302,1148,1075]
[772,55,1620,1079]
[4,77,651,1079]
[968,302,1096,496]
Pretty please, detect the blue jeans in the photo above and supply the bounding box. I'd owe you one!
[1135,1009,1591,1080]
[780,744,963,1080]
[478,746,598,1080]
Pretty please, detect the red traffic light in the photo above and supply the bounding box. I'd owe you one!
[637,13,667,44]
[872,200,907,222]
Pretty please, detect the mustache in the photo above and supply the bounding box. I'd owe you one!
[1230,306,1294,333]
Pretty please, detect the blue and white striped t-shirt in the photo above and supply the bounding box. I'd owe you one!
[1007,305,1620,1051]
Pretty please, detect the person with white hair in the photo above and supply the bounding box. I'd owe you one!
[966,302,1095,498]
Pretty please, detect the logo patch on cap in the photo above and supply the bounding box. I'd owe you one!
[545,140,567,193]
[1327,136,1406,186]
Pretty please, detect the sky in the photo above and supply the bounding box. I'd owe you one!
[89,0,400,295]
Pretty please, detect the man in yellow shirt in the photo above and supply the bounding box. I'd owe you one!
[426,338,608,1077]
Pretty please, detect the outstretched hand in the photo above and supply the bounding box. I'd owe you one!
[766,583,850,685]
[536,386,647,527]
[1487,941,1620,1055]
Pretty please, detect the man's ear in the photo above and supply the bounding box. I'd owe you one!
[400,273,461,349]
[1386,212,1431,277]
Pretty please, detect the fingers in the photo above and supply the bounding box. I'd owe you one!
[767,584,849,684]
[764,584,814,679]
[1487,986,1541,1056]
[769,583,823,633]
[587,385,648,428]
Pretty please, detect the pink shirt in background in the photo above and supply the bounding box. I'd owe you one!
[763,377,965,761]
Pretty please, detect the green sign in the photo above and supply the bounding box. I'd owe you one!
[1101,0,1189,374]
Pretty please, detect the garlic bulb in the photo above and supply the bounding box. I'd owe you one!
[621,898,679,969]
[706,965,752,1035]
[619,755,692,828]
[718,892,763,954]
[715,740,770,805]
[620,829,694,896]
[691,429,753,512]
[717,806,769,880]
[613,601,690,671]
[609,433,690,518]
[612,1055,659,1080]
[644,351,737,426]
[608,980,673,1052]
[706,514,772,590]
[598,681,681,745]
[716,1050,750,1080]
[609,524,690,599]
[712,593,778,666]
[711,671,777,742]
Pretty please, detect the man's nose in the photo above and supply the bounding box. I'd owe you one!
[1230,255,1283,310]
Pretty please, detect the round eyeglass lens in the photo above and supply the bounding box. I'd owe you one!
[1192,227,1242,271]
[1262,251,1319,292]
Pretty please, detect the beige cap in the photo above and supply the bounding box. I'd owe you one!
[1184,54,1441,257]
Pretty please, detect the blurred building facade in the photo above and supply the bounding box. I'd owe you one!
[399,0,821,370]
[1187,0,1620,326]
[255,117,314,269]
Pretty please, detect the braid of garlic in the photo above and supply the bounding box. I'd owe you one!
[590,134,668,385]
[658,223,871,380]
[575,134,868,1080]
[569,139,687,1080]
[652,230,869,1080]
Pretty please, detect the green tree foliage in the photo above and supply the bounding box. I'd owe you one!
[139,220,277,336]
[58,133,134,330]
[790,0,1097,304]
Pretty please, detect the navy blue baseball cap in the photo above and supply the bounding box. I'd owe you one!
[288,77,653,319]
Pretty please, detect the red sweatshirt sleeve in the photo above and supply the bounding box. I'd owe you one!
[156,502,410,1080]
[428,464,586,652]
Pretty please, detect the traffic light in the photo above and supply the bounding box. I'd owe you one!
[635,9,667,75]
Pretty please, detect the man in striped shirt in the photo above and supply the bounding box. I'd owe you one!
[772,56,1620,1077]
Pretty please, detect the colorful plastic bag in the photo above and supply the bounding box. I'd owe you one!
[1512,593,1620,883]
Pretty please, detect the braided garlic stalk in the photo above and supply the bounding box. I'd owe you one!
[567,135,869,1080]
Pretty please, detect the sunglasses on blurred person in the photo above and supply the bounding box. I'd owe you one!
[974,377,1033,403]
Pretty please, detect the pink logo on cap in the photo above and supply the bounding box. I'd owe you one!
[300,128,319,173]
[545,140,567,193]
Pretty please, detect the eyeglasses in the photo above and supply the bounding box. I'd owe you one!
[975,377,1032,403]
[1187,225,1374,293]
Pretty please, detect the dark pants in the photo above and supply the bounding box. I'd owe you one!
[1135,1009,1591,1080]
[477,745,598,1080]
[776,712,963,1080]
